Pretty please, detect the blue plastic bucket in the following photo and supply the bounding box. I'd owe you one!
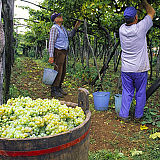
[114,94,122,114]
[42,68,58,85]
[93,92,110,111]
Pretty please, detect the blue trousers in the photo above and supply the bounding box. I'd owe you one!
[119,71,148,119]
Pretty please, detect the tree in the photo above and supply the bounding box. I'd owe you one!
[2,0,14,102]
[0,0,5,104]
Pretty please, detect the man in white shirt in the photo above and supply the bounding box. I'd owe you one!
[119,0,155,122]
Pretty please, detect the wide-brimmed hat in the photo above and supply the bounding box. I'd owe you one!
[124,7,137,19]
[51,12,61,22]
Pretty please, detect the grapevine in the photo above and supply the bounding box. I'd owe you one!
[0,97,85,139]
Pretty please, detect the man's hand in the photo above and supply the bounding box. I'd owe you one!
[141,0,155,20]
[74,20,81,30]
[48,57,54,64]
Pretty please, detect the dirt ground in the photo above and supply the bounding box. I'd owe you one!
[11,57,158,156]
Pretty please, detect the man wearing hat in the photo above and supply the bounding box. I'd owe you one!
[48,12,81,98]
[119,0,155,122]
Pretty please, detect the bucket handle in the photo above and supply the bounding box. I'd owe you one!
[78,88,89,112]
[53,63,58,70]
[48,63,58,70]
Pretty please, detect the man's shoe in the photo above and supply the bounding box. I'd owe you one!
[51,87,64,98]
[117,115,130,123]
[122,117,130,123]
[58,88,67,95]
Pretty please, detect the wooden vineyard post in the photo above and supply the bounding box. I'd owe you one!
[78,88,89,111]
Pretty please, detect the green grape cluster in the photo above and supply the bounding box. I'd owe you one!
[0,97,85,139]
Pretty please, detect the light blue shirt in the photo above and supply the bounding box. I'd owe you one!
[119,15,153,72]
[49,24,76,57]
[54,24,69,50]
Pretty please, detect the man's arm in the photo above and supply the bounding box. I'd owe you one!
[48,26,58,63]
[67,21,81,38]
[141,0,155,20]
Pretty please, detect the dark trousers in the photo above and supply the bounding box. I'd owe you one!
[52,48,68,87]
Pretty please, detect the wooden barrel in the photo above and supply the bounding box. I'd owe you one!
[0,88,91,160]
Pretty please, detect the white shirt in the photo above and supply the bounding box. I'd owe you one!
[119,15,153,72]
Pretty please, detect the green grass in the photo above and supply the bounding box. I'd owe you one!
[9,84,31,98]
[130,138,160,160]
[89,138,160,160]
[88,150,128,160]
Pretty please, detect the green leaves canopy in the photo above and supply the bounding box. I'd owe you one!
[19,0,159,51]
